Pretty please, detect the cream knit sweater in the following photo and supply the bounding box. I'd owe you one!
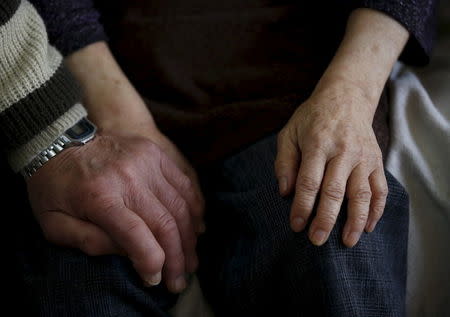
[0,0,86,172]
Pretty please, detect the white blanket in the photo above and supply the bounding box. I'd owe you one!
[387,23,450,316]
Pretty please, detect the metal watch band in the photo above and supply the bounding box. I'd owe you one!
[21,134,73,178]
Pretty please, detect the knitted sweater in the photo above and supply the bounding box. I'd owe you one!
[24,0,439,167]
[0,0,86,172]
[29,0,437,166]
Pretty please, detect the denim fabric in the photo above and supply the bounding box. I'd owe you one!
[10,133,408,316]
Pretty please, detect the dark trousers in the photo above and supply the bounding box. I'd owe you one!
[5,133,408,317]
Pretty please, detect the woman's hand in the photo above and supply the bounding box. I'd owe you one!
[275,82,387,248]
[274,8,409,247]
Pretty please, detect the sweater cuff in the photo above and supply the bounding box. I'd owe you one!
[0,0,87,172]
[356,0,438,66]
[8,104,87,172]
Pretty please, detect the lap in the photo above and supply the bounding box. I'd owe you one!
[6,133,409,317]
[197,133,409,317]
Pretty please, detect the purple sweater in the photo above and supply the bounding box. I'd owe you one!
[30,0,437,62]
[29,0,437,165]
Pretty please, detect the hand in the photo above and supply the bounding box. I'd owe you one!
[275,83,388,247]
[26,133,204,293]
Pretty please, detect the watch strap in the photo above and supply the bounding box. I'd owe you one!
[21,134,73,178]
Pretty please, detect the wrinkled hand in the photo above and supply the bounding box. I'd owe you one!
[275,84,388,247]
[27,133,205,293]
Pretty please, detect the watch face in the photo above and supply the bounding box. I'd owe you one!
[65,118,96,140]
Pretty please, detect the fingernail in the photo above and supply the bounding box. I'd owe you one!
[279,177,288,195]
[145,272,161,286]
[291,217,305,232]
[172,276,187,293]
[346,231,361,247]
[311,230,327,246]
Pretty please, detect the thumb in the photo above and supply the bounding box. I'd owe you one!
[39,211,124,256]
[274,129,300,196]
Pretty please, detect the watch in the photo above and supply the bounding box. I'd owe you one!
[21,117,97,178]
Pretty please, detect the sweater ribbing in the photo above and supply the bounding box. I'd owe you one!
[0,0,86,171]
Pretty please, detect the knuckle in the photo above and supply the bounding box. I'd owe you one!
[277,129,288,142]
[351,188,372,202]
[87,199,121,220]
[170,196,189,216]
[156,213,178,235]
[179,175,193,190]
[274,157,287,170]
[293,199,313,215]
[339,142,362,158]
[297,175,321,194]
[316,213,337,228]
[123,219,145,236]
[323,181,345,201]
[372,203,386,218]
[307,132,322,145]
[352,212,369,226]
[372,152,383,164]
[305,145,326,156]
[116,160,138,181]
[374,186,389,200]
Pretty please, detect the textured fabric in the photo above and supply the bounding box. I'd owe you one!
[30,0,436,65]
[387,9,450,313]
[358,0,438,65]
[0,0,20,23]
[8,103,87,172]
[29,0,106,56]
[0,0,86,171]
[0,3,63,111]
[0,64,81,150]
[11,132,409,316]
[197,133,409,317]
[29,0,436,167]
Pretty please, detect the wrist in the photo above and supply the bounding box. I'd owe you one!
[66,41,160,138]
[312,75,379,118]
[22,117,96,178]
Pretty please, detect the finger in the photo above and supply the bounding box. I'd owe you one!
[343,164,372,247]
[136,193,187,294]
[366,167,388,232]
[87,202,165,287]
[160,156,205,233]
[309,156,354,246]
[274,129,300,196]
[39,211,123,256]
[290,148,327,232]
[179,163,206,219]
[150,179,198,273]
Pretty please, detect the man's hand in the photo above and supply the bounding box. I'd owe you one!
[275,83,387,248]
[27,134,204,293]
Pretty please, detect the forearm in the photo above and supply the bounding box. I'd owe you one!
[314,8,409,114]
[65,42,159,136]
